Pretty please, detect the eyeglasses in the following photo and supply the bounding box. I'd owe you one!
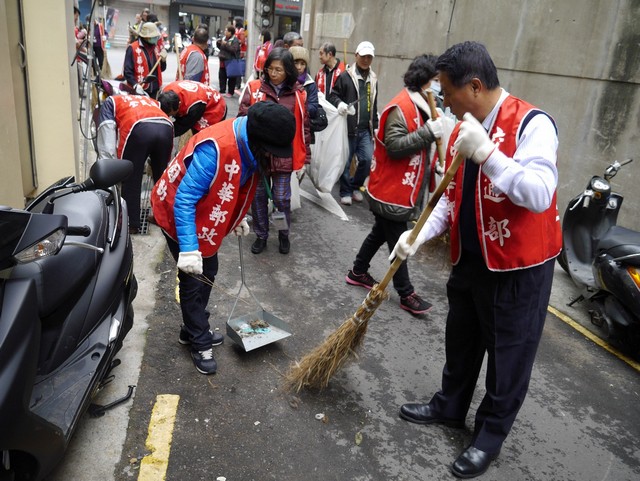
[267,67,285,74]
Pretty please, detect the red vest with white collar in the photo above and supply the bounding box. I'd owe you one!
[176,44,210,84]
[315,61,345,95]
[446,95,561,271]
[150,121,257,257]
[112,95,171,158]
[368,89,427,208]
[246,79,307,170]
[162,80,226,132]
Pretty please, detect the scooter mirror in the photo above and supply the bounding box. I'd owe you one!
[87,158,134,190]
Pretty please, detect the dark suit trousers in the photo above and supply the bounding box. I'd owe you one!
[429,253,555,454]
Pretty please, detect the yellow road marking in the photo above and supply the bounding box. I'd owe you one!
[547,305,640,372]
[138,394,180,481]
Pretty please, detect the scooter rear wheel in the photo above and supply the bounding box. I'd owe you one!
[557,248,569,274]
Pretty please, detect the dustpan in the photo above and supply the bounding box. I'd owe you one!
[226,237,292,351]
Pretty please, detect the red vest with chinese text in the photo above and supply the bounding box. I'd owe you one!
[113,95,170,158]
[130,40,162,86]
[246,79,308,170]
[446,95,562,271]
[176,44,210,84]
[163,80,226,132]
[368,89,427,208]
[253,41,272,72]
[150,121,257,257]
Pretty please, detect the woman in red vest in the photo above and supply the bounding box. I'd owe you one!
[345,55,447,315]
[237,47,310,255]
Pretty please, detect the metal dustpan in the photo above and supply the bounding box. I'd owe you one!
[226,237,292,351]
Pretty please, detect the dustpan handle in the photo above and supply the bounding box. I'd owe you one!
[236,236,264,308]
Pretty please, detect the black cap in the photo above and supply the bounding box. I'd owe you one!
[247,102,296,158]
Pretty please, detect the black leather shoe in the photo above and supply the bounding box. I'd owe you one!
[278,234,290,254]
[399,403,464,428]
[251,237,267,254]
[451,446,499,479]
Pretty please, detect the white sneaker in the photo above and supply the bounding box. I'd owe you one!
[352,190,364,202]
[340,196,352,205]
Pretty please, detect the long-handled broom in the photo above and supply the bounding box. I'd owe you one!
[285,151,464,392]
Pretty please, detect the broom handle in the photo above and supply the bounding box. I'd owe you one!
[175,42,183,80]
[377,152,464,291]
[421,89,446,170]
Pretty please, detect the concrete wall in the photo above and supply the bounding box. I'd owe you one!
[302,0,640,231]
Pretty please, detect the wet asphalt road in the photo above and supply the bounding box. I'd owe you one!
[45,47,640,481]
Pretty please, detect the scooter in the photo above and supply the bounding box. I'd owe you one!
[559,158,640,355]
[0,159,138,481]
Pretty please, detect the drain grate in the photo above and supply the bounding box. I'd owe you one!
[139,173,153,235]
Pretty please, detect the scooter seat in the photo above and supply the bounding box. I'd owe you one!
[597,225,640,265]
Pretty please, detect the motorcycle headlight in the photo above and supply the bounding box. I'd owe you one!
[628,267,640,290]
[14,229,66,263]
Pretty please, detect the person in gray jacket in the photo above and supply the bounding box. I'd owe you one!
[345,54,449,314]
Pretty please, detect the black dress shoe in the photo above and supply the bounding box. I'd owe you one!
[278,234,290,254]
[451,446,499,479]
[399,403,464,428]
[251,237,267,254]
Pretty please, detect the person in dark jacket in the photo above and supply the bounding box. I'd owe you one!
[328,41,378,206]
[123,22,167,98]
[345,54,449,315]
[238,48,310,255]
[217,25,240,97]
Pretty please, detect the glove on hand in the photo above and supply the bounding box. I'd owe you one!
[158,49,167,61]
[426,117,444,139]
[337,102,349,116]
[453,112,496,164]
[233,218,250,236]
[134,83,145,96]
[389,230,424,261]
[177,250,203,275]
[347,104,356,116]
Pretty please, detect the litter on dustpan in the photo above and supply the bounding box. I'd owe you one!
[226,237,292,352]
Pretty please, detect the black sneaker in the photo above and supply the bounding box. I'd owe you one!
[278,234,290,254]
[179,326,224,346]
[251,237,267,254]
[191,348,217,374]
[400,292,433,315]
[345,270,378,289]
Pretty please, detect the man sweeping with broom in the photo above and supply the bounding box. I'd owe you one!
[390,41,560,479]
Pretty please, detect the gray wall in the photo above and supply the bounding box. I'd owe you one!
[303,0,640,230]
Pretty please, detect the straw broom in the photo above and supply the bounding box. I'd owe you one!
[285,151,464,392]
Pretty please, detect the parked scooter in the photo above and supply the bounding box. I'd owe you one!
[559,159,640,355]
[0,159,138,480]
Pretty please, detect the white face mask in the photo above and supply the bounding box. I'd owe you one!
[430,79,441,95]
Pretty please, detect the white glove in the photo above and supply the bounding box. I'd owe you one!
[134,83,145,95]
[233,218,250,236]
[434,161,445,176]
[337,102,349,116]
[426,117,444,139]
[158,49,167,61]
[453,112,496,164]
[389,230,425,261]
[177,250,203,275]
[347,104,356,116]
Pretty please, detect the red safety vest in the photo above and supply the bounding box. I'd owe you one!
[130,40,162,86]
[315,61,345,95]
[446,95,562,271]
[162,80,226,132]
[368,89,427,208]
[245,79,308,170]
[150,120,258,257]
[112,95,171,158]
[176,44,210,84]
